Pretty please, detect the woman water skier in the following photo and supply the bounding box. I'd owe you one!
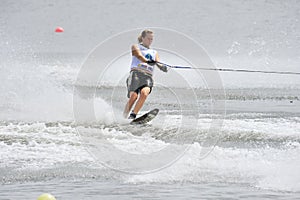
[123,29,168,119]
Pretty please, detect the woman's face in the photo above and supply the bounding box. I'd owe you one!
[142,33,153,47]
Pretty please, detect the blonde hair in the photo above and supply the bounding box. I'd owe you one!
[138,29,154,43]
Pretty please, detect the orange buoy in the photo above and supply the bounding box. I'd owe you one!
[55,27,64,33]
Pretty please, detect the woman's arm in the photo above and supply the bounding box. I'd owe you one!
[155,53,168,72]
[131,45,148,62]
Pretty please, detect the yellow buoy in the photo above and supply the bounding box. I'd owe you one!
[37,193,56,200]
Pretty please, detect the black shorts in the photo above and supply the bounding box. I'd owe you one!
[126,70,153,98]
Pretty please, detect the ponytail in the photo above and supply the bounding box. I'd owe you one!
[138,35,143,43]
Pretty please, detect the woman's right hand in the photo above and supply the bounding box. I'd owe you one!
[147,60,157,66]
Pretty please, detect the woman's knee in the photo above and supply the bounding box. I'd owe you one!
[130,92,138,101]
[140,88,150,98]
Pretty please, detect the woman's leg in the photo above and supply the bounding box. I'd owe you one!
[123,91,138,118]
[133,87,150,114]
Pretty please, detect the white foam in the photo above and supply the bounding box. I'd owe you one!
[0,122,93,170]
[125,142,300,192]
